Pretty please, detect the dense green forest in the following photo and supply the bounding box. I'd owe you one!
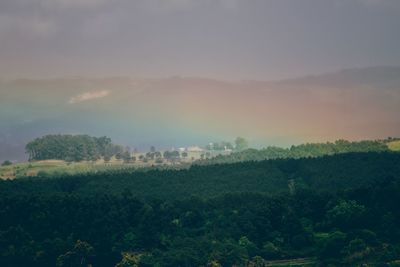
[1,152,400,266]
[25,135,125,162]
[196,139,391,165]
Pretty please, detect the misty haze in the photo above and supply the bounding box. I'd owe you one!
[0,0,400,266]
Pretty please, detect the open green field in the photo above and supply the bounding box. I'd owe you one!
[388,140,400,151]
[0,160,134,179]
[0,150,229,179]
[0,158,177,180]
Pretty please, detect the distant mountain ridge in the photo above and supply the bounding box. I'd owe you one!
[1,66,400,162]
[275,66,400,88]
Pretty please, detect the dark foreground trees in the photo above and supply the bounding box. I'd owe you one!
[0,152,400,266]
[1,188,399,266]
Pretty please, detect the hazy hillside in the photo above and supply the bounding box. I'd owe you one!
[1,66,400,162]
[277,66,400,88]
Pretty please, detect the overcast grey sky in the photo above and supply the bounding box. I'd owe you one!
[0,0,399,80]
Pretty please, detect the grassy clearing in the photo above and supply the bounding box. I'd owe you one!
[0,150,231,179]
[388,140,400,151]
[0,159,151,179]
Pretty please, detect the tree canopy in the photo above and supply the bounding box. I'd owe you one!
[198,139,390,165]
[25,135,122,162]
[1,141,399,266]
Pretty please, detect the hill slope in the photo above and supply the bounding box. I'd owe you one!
[1,152,400,266]
[2,152,399,199]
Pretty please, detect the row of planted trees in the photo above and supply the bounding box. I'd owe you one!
[25,135,123,162]
[24,135,186,164]
[24,135,250,164]
[24,135,195,164]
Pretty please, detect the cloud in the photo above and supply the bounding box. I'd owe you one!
[0,14,56,37]
[42,0,108,9]
[0,0,108,10]
[68,90,110,104]
[357,0,383,4]
[356,0,400,7]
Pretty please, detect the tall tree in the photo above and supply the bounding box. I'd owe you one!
[235,137,249,151]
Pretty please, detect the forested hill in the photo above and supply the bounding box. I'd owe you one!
[2,152,399,199]
[196,139,395,165]
[1,152,400,266]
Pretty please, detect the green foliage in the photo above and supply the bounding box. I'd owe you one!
[0,152,400,266]
[115,252,142,267]
[388,140,400,151]
[56,240,94,267]
[162,151,180,162]
[318,231,347,259]
[235,137,249,151]
[25,134,124,162]
[3,152,398,199]
[326,200,366,230]
[262,242,281,259]
[113,232,140,253]
[199,139,391,165]
[207,141,234,151]
[122,151,133,163]
[1,160,12,166]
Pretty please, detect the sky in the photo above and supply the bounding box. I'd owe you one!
[1,0,400,162]
[0,0,400,80]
